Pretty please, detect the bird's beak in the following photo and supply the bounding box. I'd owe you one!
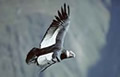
[26,59,30,65]
[26,60,34,65]
[69,51,75,58]
[26,58,33,65]
[27,61,32,65]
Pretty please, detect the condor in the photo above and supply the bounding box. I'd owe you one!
[26,3,75,72]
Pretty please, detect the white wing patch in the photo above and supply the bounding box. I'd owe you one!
[37,52,53,65]
[41,27,61,48]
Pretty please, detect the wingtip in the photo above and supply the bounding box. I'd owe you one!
[64,3,66,7]
[67,5,70,16]
[64,3,70,16]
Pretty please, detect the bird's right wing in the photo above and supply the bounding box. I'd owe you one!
[39,3,70,49]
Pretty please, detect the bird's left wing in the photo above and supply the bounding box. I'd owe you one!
[39,3,70,49]
[38,60,55,72]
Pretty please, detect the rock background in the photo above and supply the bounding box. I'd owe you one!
[0,0,120,77]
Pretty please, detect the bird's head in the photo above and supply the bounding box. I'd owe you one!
[60,49,75,60]
[26,47,39,65]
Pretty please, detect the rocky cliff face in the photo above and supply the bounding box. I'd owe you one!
[1,0,119,77]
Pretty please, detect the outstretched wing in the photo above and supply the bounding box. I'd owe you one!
[40,3,70,49]
[38,62,55,72]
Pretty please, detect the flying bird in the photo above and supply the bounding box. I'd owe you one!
[26,3,75,72]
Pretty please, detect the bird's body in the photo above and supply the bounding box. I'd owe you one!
[26,3,75,72]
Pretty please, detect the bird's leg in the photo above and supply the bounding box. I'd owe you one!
[52,51,61,62]
[52,51,58,62]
